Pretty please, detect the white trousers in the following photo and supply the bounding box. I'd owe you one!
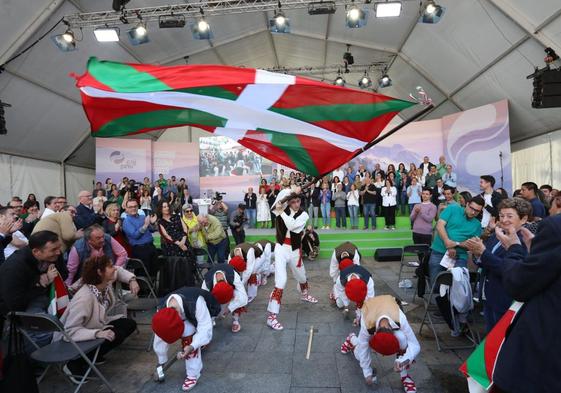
[153,325,203,379]
[267,244,308,314]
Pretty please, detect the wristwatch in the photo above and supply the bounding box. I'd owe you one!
[455,241,460,247]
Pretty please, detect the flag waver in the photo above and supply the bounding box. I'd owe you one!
[77,57,415,176]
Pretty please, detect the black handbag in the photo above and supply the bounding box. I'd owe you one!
[0,316,39,393]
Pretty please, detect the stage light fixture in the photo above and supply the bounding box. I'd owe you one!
[334,69,346,86]
[420,1,445,24]
[94,26,120,42]
[158,14,186,28]
[270,11,291,33]
[374,1,402,17]
[358,72,372,88]
[112,0,130,12]
[346,5,367,28]
[52,29,77,52]
[378,74,392,88]
[308,1,336,15]
[127,21,149,45]
[192,19,213,40]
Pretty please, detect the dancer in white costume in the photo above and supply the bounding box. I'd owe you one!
[266,190,318,331]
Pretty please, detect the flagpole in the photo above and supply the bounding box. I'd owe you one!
[301,103,434,189]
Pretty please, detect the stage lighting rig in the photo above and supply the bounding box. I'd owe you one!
[358,71,372,88]
[374,1,402,17]
[420,0,445,24]
[112,0,130,12]
[159,14,186,28]
[308,1,336,15]
[334,69,346,86]
[52,28,77,52]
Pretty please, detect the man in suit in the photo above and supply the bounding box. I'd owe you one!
[492,214,561,392]
[479,175,505,228]
[75,190,97,230]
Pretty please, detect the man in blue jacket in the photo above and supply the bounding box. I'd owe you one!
[493,214,561,392]
[122,199,159,276]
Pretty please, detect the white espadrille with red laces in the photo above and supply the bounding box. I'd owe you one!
[267,314,284,331]
[301,292,318,303]
[340,333,357,354]
[182,377,198,391]
[401,375,417,393]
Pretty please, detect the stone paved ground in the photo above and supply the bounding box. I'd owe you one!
[44,255,481,393]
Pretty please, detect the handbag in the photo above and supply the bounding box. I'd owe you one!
[0,316,39,392]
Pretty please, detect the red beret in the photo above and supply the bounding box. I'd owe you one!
[369,331,400,356]
[339,258,354,271]
[344,278,367,303]
[229,256,246,273]
[211,281,234,304]
[152,308,183,344]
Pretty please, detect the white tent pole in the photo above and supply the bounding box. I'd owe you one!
[0,0,65,65]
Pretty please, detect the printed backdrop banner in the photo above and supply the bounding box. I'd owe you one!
[152,141,200,198]
[351,100,512,194]
[95,139,152,183]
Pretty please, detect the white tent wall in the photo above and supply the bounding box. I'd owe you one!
[511,129,561,190]
[64,165,95,205]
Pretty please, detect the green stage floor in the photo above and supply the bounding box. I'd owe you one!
[155,216,414,259]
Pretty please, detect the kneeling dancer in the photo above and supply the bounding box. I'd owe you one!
[201,263,248,333]
[228,242,261,302]
[267,191,318,331]
[334,264,375,324]
[340,295,420,392]
[152,286,220,391]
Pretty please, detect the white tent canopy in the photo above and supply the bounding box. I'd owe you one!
[1,0,561,202]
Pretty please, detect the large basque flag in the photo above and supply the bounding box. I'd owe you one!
[77,57,415,176]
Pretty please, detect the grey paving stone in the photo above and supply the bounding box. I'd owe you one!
[256,328,296,352]
[290,388,341,393]
[294,334,342,353]
[291,352,340,388]
[227,351,293,374]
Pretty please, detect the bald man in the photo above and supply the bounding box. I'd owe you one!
[74,190,97,230]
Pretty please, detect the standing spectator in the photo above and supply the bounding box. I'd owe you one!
[360,177,377,230]
[268,184,280,229]
[549,194,561,216]
[181,204,205,249]
[168,191,182,215]
[410,188,437,245]
[32,206,83,253]
[75,190,97,230]
[177,178,188,204]
[320,182,332,229]
[356,165,368,182]
[103,203,131,255]
[198,215,228,264]
[520,181,546,219]
[425,165,441,189]
[92,189,107,215]
[419,156,433,178]
[381,179,398,230]
[431,178,446,206]
[244,188,257,228]
[0,207,21,265]
[24,194,40,210]
[167,176,179,196]
[140,189,152,216]
[396,163,409,215]
[256,187,271,228]
[458,191,473,207]
[428,196,484,285]
[342,176,351,193]
[21,201,40,237]
[442,164,457,188]
[332,166,345,183]
[491,214,561,392]
[346,166,356,183]
[230,204,246,244]
[437,186,458,218]
[122,199,159,276]
[373,173,385,217]
[347,184,360,230]
[209,197,230,241]
[55,196,68,213]
[436,155,448,177]
[479,175,505,228]
[158,201,191,258]
[415,168,426,187]
[66,224,128,286]
[157,174,168,193]
[0,231,67,348]
[42,196,58,219]
[333,183,347,229]
[407,177,423,213]
[152,186,164,211]
[307,182,321,229]
[372,163,385,180]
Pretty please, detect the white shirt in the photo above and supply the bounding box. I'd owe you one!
[329,249,361,282]
[200,270,248,314]
[347,190,360,206]
[334,276,375,308]
[41,208,56,219]
[280,209,309,236]
[4,230,28,259]
[481,192,493,228]
[165,295,213,350]
[381,187,397,207]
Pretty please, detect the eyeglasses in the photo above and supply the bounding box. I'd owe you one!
[467,205,483,214]
[127,205,139,209]
[184,210,193,213]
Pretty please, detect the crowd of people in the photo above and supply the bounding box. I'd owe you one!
[199,148,265,177]
[0,157,559,392]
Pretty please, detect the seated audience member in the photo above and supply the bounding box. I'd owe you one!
[24,193,40,210]
[103,202,131,255]
[152,287,220,391]
[122,199,159,276]
[520,181,546,219]
[75,190,98,230]
[55,196,68,212]
[66,224,128,286]
[491,213,561,392]
[158,201,191,258]
[41,196,58,219]
[458,191,472,207]
[410,188,437,245]
[428,196,484,285]
[32,205,83,253]
[464,198,531,332]
[0,231,67,348]
[21,201,41,237]
[8,198,36,238]
[3,224,28,260]
[92,190,107,214]
[198,214,228,264]
[1,207,22,265]
[302,225,320,261]
[549,194,561,216]
[54,256,137,383]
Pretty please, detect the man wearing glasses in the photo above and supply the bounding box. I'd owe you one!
[75,190,97,230]
[428,195,485,285]
[123,199,159,276]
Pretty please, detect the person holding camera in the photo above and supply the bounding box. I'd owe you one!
[209,194,229,238]
[229,204,247,245]
[244,188,257,228]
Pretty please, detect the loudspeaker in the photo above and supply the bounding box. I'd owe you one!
[374,248,403,262]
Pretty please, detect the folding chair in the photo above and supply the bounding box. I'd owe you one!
[418,271,480,351]
[192,247,213,283]
[398,244,430,301]
[11,312,114,393]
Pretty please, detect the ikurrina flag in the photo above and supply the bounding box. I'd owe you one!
[459,302,524,392]
[48,275,69,317]
[77,57,415,176]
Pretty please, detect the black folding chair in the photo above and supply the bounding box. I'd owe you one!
[11,312,114,393]
[418,270,480,351]
[192,247,213,283]
[398,244,430,301]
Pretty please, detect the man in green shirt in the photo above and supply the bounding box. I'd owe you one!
[425,165,441,189]
[428,195,485,285]
[436,155,448,177]
[198,214,228,264]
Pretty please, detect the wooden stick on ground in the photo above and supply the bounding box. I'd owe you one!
[306,325,315,360]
